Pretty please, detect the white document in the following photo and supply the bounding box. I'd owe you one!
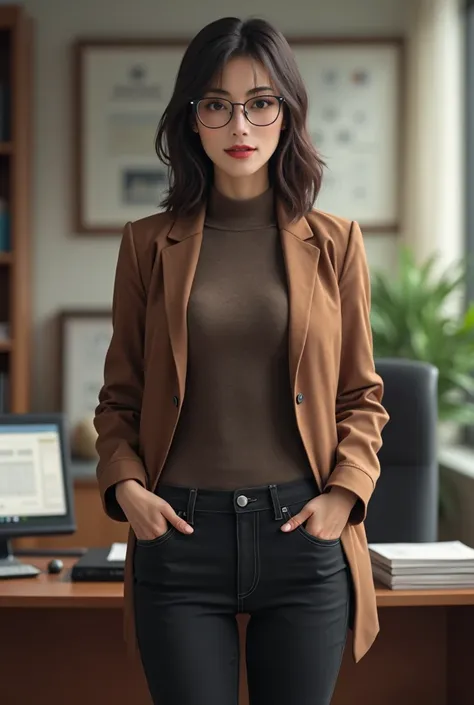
[107,542,127,562]
[368,541,474,563]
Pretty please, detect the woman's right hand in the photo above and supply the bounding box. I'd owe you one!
[115,479,194,540]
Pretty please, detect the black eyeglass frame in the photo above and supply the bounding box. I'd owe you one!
[189,95,285,129]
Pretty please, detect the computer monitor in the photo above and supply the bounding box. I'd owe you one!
[0,412,76,565]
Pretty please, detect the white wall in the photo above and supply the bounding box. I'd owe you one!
[21,0,408,411]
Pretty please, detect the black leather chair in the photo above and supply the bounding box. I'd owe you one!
[364,358,439,543]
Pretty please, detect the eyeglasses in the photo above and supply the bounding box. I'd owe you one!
[190,95,285,129]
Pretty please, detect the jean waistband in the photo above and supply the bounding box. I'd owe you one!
[156,476,320,523]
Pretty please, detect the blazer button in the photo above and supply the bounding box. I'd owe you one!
[173,395,179,407]
[296,393,304,404]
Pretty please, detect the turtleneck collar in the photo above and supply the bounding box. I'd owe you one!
[204,185,277,231]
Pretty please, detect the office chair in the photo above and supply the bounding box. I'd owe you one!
[364,358,439,543]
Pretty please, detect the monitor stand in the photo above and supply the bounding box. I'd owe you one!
[0,538,40,577]
[0,538,20,565]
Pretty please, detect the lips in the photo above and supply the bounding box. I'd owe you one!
[224,145,257,160]
[225,145,256,153]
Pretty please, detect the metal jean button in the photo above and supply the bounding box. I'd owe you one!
[236,495,248,507]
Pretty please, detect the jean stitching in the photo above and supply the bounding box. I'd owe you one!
[269,483,282,520]
[187,500,315,516]
[187,488,197,525]
[329,583,350,692]
[236,512,243,606]
[135,526,176,547]
[239,511,260,599]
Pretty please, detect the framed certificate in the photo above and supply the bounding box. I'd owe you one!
[74,39,187,233]
[290,37,404,231]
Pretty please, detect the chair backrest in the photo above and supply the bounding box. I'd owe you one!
[364,358,439,543]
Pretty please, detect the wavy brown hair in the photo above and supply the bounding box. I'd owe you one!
[155,17,326,222]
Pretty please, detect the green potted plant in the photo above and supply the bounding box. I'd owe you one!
[370,245,474,519]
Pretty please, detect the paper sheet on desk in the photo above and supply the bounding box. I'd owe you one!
[107,543,127,561]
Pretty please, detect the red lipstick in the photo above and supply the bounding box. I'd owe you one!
[225,144,256,159]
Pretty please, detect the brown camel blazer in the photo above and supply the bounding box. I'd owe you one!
[94,196,390,664]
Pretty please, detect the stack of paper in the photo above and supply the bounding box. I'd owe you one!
[107,543,127,562]
[368,541,474,589]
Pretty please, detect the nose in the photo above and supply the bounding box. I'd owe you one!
[231,104,249,135]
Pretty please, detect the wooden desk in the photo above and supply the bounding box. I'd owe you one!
[1,557,473,705]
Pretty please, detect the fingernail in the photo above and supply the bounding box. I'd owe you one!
[185,525,194,534]
[281,523,291,532]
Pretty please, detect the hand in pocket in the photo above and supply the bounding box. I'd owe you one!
[115,479,194,541]
[280,494,348,541]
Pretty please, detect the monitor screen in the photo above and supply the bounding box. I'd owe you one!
[0,414,75,537]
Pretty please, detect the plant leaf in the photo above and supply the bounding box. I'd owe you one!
[371,246,474,424]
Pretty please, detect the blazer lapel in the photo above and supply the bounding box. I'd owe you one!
[162,208,205,403]
[162,197,320,403]
[277,201,320,395]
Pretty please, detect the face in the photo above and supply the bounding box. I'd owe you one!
[192,56,285,196]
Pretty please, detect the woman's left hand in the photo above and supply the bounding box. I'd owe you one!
[280,487,357,540]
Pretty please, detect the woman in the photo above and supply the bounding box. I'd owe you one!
[94,16,389,705]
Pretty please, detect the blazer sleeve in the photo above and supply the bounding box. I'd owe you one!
[324,220,390,524]
[93,222,148,522]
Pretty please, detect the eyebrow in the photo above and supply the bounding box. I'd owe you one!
[204,85,274,97]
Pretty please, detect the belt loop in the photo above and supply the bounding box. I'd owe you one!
[186,488,197,525]
[269,484,282,520]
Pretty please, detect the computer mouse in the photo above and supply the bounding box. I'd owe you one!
[47,558,64,574]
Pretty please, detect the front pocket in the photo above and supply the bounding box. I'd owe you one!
[283,504,341,547]
[135,509,185,547]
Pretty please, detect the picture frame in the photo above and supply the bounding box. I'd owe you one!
[289,37,404,232]
[58,310,112,453]
[74,38,188,234]
[74,36,403,234]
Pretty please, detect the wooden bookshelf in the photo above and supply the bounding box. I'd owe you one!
[0,5,32,413]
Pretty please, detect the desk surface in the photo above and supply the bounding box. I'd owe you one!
[1,557,474,609]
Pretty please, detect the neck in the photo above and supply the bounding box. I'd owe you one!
[213,166,270,201]
[205,183,276,231]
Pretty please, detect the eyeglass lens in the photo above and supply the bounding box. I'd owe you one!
[197,96,281,128]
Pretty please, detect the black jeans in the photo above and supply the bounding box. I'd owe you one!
[133,476,351,705]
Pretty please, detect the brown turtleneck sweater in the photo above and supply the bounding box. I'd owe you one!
[157,186,314,490]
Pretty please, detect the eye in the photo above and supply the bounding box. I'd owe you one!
[201,100,226,112]
[251,97,275,110]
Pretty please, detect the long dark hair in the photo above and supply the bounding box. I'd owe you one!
[155,17,325,221]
